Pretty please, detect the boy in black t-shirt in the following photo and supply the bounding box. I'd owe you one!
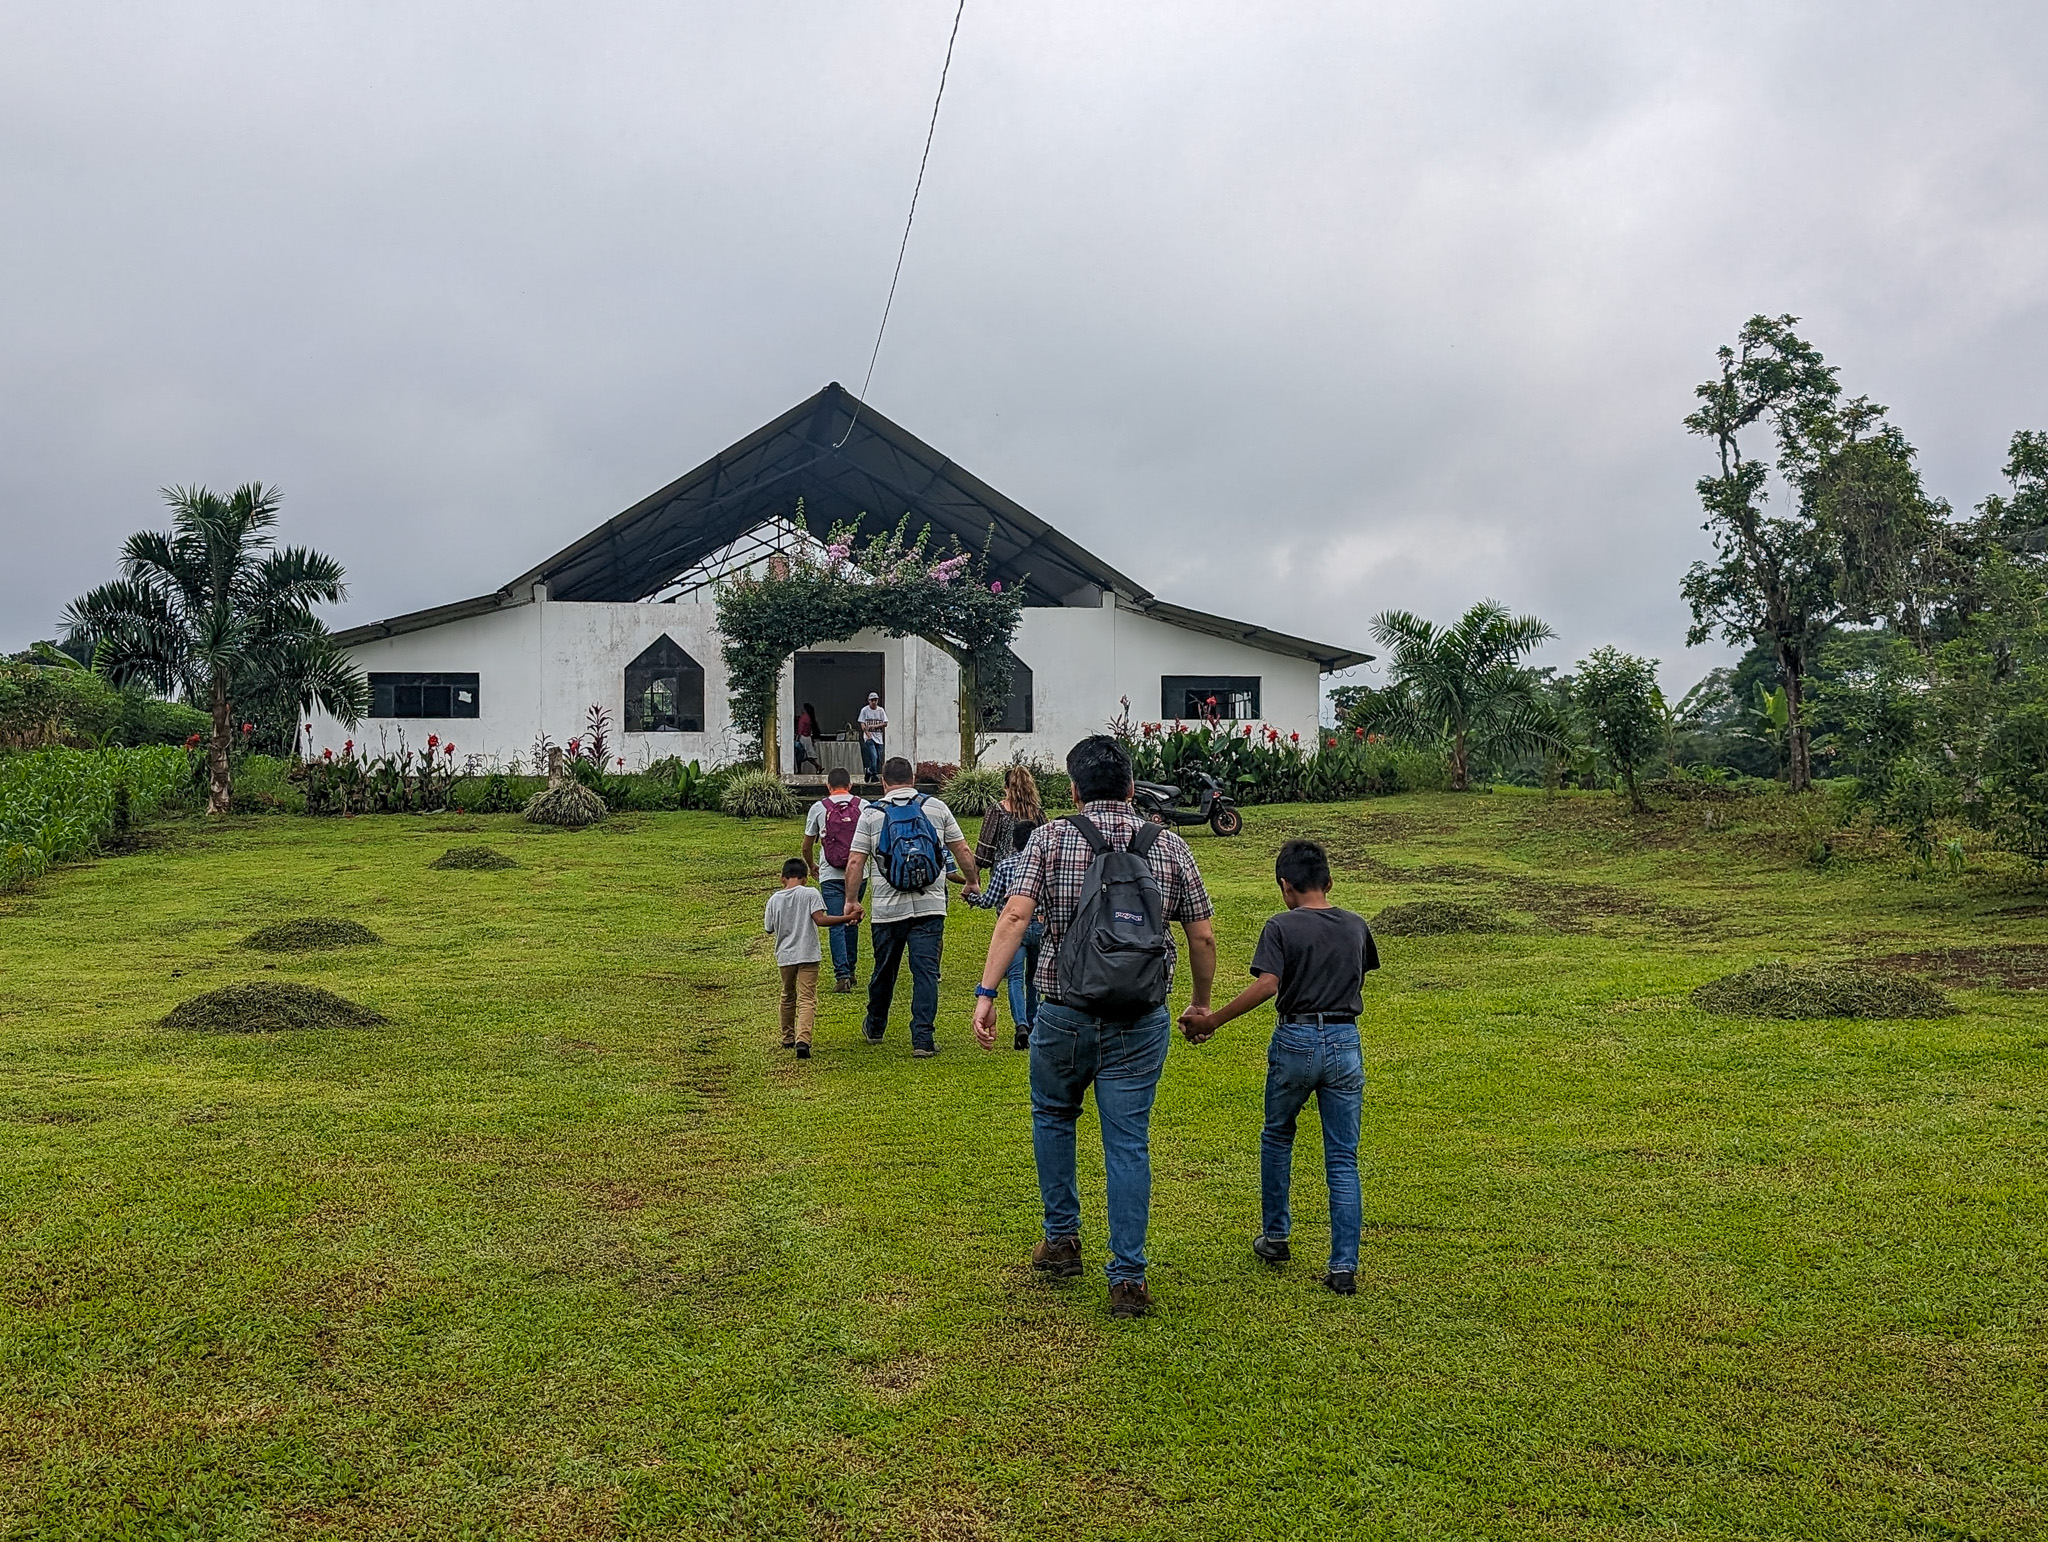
[1180,839,1379,1294]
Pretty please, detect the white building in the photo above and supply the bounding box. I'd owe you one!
[313,385,1367,775]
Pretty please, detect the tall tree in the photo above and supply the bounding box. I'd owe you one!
[1359,601,1557,791]
[1681,315,1940,790]
[64,483,364,814]
[1574,647,1664,813]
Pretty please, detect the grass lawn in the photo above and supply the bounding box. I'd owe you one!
[2,792,2044,1540]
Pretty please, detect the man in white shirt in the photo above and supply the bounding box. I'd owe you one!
[801,767,867,991]
[842,755,979,1057]
[857,692,888,781]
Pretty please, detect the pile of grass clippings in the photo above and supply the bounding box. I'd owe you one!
[523,781,607,828]
[428,845,518,870]
[239,917,382,951]
[1370,900,1514,937]
[164,981,388,1034]
[1691,961,1957,1019]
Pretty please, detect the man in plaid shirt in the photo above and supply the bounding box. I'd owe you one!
[972,735,1217,1319]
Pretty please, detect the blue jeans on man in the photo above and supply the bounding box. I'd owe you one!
[1004,918,1043,1033]
[861,738,884,780]
[864,914,944,1051]
[1029,1001,1172,1284]
[1261,1019,1364,1274]
[819,876,865,982]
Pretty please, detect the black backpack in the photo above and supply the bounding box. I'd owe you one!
[1053,814,1173,1019]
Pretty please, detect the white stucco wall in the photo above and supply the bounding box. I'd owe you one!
[311,590,1327,774]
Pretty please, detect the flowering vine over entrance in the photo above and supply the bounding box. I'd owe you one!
[715,506,1024,773]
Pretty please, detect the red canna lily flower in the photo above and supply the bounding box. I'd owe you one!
[1290,732,1299,742]
[569,738,581,754]
[322,748,333,760]
[240,722,253,734]
[426,734,438,749]
[616,757,625,769]
[184,733,201,749]
[1328,737,1337,748]
[343,739,353,753]
[445,743,456,757]
[1355,727,1365,739]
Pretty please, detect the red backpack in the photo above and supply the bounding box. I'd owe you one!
[821,795,864,869]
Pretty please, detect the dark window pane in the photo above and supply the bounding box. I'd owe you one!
[368,672,481,719]
[1160,675,1261,721]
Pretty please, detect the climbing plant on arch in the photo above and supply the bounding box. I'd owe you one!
[716,514,1024,773]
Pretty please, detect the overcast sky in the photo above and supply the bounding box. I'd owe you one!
[4,2,2044,694]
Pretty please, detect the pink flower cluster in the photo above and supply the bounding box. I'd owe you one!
[927,552,973,586]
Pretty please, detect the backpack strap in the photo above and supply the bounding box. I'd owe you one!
[1063,813,1110,854]
[1129,820,1166,859]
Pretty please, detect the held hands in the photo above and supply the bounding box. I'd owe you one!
[971,994,999,1051]
[840,901,862,923]
[1179,1004,1218,1044]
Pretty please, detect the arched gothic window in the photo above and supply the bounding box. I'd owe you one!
[624,635,706,733]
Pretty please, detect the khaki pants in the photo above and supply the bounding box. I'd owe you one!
[779,961,819,1046]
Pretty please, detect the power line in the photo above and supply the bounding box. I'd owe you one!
[833,0,967,450]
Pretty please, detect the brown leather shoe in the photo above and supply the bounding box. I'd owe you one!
[1109,1280,1151,1319]
[1030,1235,1082,1278]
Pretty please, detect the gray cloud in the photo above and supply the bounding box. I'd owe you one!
[4,1,2044,695]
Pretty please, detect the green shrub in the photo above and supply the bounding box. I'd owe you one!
[720,770,797,820]
[0,661,124,749]
[452,771,537,814]
[943,766,1006,815]
[231,754,305,814]
[114,694,211,747]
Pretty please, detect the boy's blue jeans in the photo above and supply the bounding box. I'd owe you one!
[1004,919,1043,1031]
[1261,1019,1365,1274]
[819,876,865,981]
[1029,1001,1171,1284]
[861,739,884,779]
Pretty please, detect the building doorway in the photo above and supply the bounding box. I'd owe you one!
[795,650,885,747]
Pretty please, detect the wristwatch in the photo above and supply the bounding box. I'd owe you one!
[974,984,1000,1000]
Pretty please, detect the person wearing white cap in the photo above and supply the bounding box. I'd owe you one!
[857,691,889,781]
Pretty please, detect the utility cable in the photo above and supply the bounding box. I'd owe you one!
[833,0,967,450]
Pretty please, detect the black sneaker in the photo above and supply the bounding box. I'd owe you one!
[1252,1235,1290,1265]
[795,1044,811,1060]
[1323,1271,1356,1296]
[862,1025,883,1044]
[912,1046,937,1059]
[1013,1028,1031,1050]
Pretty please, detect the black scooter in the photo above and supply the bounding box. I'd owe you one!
[1133,771,1243,836]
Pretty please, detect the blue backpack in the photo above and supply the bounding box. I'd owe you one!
[876,793,943,892]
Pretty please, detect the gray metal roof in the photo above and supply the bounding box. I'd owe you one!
[336,382,1369,670]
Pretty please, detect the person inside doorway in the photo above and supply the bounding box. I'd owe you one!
[795,701,823,774]
[858,691,889,781]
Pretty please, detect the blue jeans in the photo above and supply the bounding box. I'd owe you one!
[1029,1001,1172,1284]
[1261,1020,1364,1274]
[865,915,944,1050]
[861,739,884,779]
[1004,919,1043,1031]
[819,876,865,981]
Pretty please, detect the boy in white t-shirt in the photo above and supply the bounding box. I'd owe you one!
[763,858,862,1058]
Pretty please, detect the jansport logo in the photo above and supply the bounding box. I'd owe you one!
[1112,910,1144,925]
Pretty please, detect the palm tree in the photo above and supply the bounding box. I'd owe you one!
[64,483,365,814]
[1360,601,1559,790]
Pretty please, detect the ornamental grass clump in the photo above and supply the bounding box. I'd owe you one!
[240,918,381,951]
[1371,900,1514,937]
[720,770,796,820]
[522,779,607,828]
[428,845,518,871]
[164,981,388,1034]
[1691,962,1956,1020]
[941,766,1006,816]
